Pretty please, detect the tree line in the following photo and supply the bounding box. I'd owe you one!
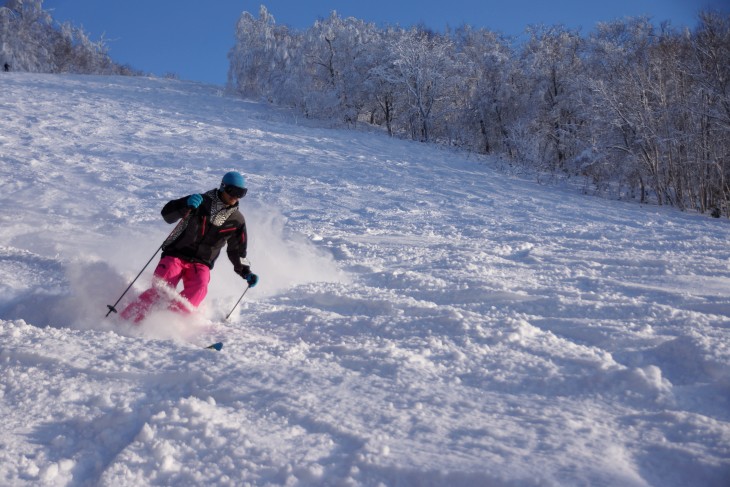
[228,6,730,216]
[0,0,135,76]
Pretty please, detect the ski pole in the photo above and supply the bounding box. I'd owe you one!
[105,209,191,317]
[225,284,251,321]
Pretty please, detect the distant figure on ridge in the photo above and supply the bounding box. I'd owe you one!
[120,171,259,322]
[3,63,9,72]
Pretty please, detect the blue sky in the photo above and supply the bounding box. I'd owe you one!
[44,0,729,86]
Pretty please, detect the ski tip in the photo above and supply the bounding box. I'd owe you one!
[207,342,223,351]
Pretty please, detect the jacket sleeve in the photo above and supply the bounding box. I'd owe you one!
[227,220,249,274]
[161,196,192,223]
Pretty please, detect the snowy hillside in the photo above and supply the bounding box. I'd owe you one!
[1,73,729,486]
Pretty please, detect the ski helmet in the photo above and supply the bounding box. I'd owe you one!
[220,171,247,198]
[221,171,245,188]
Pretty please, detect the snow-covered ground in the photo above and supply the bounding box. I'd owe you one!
[1,73,729,486]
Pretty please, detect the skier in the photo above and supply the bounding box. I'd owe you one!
[120,171,259,322]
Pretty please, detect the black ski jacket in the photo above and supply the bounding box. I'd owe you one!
[160,190,248,273]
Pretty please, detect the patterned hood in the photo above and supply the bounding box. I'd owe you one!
[205,189,238,226]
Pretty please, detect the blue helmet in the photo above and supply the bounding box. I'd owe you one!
[220,171,247,198]
[221,171,245,188]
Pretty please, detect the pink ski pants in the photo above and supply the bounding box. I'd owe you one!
[120,256,210,322]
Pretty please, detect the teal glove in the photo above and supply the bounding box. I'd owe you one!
[245,273,259,288]
[187,194,203,208]
[238,265,258,288]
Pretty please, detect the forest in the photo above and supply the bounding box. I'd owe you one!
[3,0,728,215]
[228,6,730,215]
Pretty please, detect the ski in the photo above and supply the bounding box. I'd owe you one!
[206,342,223,351]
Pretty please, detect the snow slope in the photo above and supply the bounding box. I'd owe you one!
[1,73,729,486]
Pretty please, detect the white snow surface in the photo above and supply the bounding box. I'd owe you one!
[1,73,729,487]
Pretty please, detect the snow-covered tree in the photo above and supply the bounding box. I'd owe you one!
[690,11,730,214]
[450,25,517,155]
[365,26,408,137]
[295,12,378,123]
[519,25,588,172]
[226,6,730,214]
[391,27,454,142]
[227,5,293,100]
[0,0,130,74]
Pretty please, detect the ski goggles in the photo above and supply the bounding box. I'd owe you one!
[223,184,247,198]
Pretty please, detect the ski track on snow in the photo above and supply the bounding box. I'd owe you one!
[0,73,729,486]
